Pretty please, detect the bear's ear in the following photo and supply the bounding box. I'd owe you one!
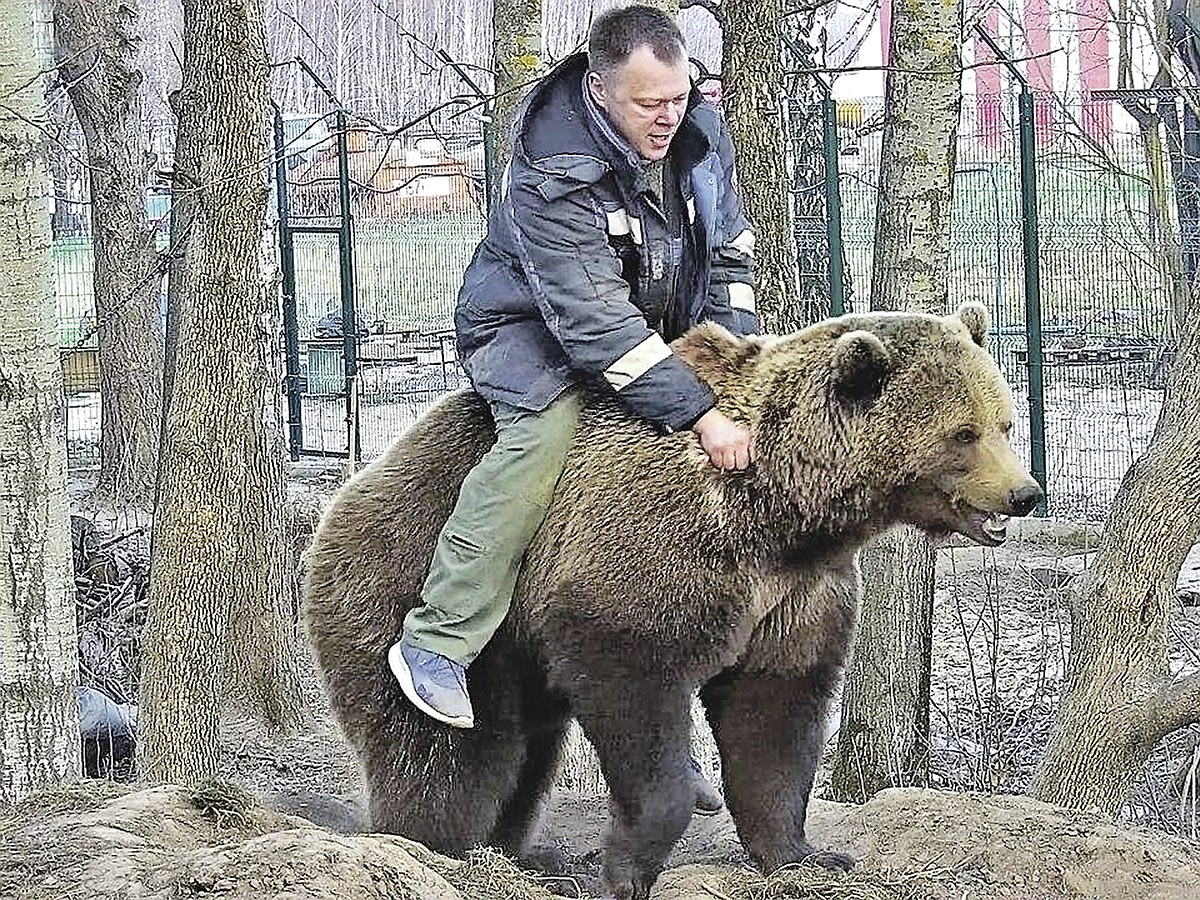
[951,301,989,347]
[674,322,765,392]
[830,329,891,407]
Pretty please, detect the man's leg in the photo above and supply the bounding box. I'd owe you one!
[389,389,584,728]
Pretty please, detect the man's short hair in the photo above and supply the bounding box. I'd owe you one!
[588,4,686,80]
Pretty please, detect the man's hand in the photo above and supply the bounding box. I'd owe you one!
[692,408,755,471]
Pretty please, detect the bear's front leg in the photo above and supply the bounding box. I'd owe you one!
[701,664,854,872]
[568,675,696,900]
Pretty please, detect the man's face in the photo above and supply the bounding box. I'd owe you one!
[588,44,691,162]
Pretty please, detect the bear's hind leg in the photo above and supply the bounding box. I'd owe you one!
[488,713,571,871]
[571,680,695,900]
[359,706,529,855]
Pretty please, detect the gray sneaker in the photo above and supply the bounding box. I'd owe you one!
[388,639,475,729]
[690,756,724,816]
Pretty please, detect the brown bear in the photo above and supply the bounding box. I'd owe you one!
[301,303,1042,900]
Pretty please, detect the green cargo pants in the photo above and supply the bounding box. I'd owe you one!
[403,388,584,665]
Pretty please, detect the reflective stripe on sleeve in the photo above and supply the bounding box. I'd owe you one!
[728,283,756,313]
[729,228,755,258]
[602,334,673,391]
[606,208,644,245]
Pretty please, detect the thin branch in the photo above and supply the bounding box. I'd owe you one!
[786,47,1061,77]
[1160,672,1200,736]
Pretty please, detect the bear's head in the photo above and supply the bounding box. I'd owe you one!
[679,303,1043,546]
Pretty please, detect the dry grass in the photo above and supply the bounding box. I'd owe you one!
[187,778,256,830]
[425,846,573,900]
[693,859,968,900]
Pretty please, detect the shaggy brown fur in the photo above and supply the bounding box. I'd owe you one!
[301,303,1041,900]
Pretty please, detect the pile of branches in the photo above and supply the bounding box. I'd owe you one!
[72,515,150,779]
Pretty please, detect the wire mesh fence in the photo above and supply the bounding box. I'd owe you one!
[835,94,1172,521]
[54,93,1182,523]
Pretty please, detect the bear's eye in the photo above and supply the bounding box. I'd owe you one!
[955,427,979,445]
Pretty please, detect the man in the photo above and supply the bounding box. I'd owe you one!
[388,4,757,811]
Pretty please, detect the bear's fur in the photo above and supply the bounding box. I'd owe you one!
[301,304,1042,900]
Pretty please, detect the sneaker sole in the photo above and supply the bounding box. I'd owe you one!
[387,643,474,729]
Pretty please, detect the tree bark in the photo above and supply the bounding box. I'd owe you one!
[139,0,301,785]
[0,0,80,802]
[722,0,802,333]
[1032,291,1200,812]
[54,0,164,505]
[829,0,962,802]
[489,0,540,198]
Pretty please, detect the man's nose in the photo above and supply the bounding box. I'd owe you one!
[659,103,683,126]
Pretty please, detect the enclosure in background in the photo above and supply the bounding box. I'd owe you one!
[53,90,1186,523]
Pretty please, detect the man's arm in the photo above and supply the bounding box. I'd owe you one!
[506,176,714,433]
[702,117,759,337]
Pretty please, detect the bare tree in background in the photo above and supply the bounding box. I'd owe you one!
[1031,292,1200,811]
[0,0,79,802]
[720,0,802,333]
[829,0,963,802]
[139,0,302,784]
[54,0,164,505]
[490,0,541,191]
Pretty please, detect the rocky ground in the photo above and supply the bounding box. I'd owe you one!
[52,471,1200,898]
[4,775,1200,900]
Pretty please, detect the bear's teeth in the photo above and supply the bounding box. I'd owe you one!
[983,514,1010,538]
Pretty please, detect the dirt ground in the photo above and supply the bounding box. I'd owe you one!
[55,474,1200,898]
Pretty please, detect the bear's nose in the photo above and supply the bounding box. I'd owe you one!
[1009,484,1043,516]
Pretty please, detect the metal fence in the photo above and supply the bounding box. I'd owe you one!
[832,93,1172,521]
[56,92,1180,521]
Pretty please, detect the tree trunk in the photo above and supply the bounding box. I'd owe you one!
[139,0,301,785]
[54,0,164,505]
[722,0,802,333]
[0,0,79,803]
[1032,292,1200,812]
[783,9,846,323]
[489,0,540,197]
[829,0,962,802]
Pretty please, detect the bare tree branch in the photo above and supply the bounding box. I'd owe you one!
[1160,672,1200,736]
[786,46,1061,77]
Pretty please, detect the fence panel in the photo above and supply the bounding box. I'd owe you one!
[829,94,1170,521]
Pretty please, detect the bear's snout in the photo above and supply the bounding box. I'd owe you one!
[1008,483,1043,517]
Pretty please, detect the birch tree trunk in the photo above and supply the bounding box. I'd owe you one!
[54,0,164,505]
[139,0,301,785]
[829,0,962,802]
[722,0,802,333]
[0,0,79,802]
[490,0,540,196]
[1032,292,1200,812]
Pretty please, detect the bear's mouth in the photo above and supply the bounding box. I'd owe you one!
[959,506,1012,546]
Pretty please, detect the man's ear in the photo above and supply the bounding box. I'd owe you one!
[586,71,608,109]
[830,330,891,407]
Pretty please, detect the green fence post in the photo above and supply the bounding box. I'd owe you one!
[273,106,304,462]
[1018,88,1048,515]
[335,108,361,461]
[823,96,846,316]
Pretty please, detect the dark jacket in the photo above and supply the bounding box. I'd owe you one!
[455,53,758,432]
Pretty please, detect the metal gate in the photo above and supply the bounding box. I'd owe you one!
[273,101,361,462]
